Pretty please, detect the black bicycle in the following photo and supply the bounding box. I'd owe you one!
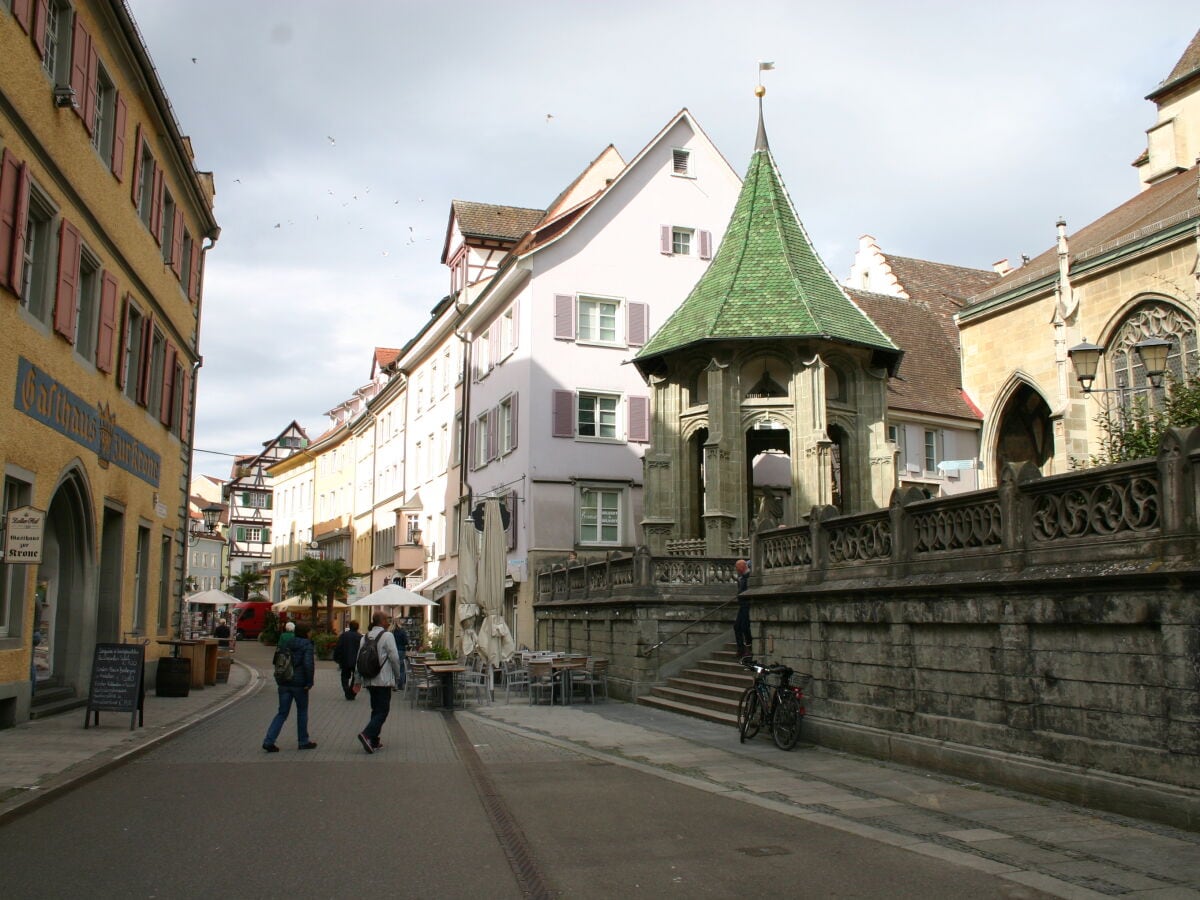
[736,659,809,750]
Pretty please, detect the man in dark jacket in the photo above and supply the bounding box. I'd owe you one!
[262,622,317,752]
[733,559,752,660]
[332,620,363,700]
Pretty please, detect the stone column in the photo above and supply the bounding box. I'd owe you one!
[792,354,829,511]
[641,373,677,553]
[702,356,738,555]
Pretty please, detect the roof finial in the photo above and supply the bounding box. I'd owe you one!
[755,61,774,152]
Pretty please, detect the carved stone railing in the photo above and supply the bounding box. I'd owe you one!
[536,547,739,601]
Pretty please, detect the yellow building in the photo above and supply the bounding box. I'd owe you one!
[0,1,218,723]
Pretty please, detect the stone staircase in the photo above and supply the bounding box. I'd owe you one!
[637,644,752,727]
[29,684,86,720]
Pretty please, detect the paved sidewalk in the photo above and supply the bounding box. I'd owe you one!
[3,641,1200,899]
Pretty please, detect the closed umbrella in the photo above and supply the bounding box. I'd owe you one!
[477,496,514,666]
[457,517,479,657]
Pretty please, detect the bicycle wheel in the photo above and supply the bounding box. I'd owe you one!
[737,687,762,743]
[771,690,803,750]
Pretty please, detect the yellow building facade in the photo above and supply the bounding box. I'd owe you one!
[0,1,218,723]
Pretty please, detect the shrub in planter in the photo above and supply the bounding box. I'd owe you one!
[312,631,338,660]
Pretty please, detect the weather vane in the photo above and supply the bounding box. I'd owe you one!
[756,60,774,98]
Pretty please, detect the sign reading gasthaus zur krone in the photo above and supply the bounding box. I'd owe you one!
[5,506,46,564]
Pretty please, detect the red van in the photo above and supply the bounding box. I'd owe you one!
[233,601,275,639]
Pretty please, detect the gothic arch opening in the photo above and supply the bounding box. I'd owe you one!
[36,470,93,689]
[687,426,708,538]
[745,418,791,530]
[828,424,850,512]
[994,384,1054,480]
[1102,298,1198,406]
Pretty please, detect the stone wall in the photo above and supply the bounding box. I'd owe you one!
[534,428,1200,827]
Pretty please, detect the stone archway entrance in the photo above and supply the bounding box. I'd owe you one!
[994,384,1054,480]
[35,473,93,690]
[746,420,790,529]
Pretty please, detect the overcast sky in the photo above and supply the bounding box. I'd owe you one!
[124,1,1195,480]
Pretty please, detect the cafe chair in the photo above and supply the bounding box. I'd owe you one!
[456,666,490,705]
[408,659,442,709]
[502,660,529,703]
[527,659,557,706]
[573,658,609,703]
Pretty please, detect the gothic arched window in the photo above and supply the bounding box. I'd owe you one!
[1108,300,1197,405]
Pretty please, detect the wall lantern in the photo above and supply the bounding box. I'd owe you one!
[1067,337,1171,394]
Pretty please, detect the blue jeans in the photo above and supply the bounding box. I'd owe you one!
[363,685,391,741]
[264,685,309,746]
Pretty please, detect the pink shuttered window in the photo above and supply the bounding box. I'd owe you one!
[626,301,648,347]
[116,297,131,389]
[30,0,47,56]
[699,230,713,260]
[96,271,118,373]
[627,395,650,443]
[487,406,499,460]
[660,225,673,255]
[488,321,499,371]
[509,393,519,451]
[0,150,27,291]
[82,38,99,135]
[130,125,143,208]
[187,242,201,303]
[180,369,192,442]
[69,18,89,115]
[552,390,575,438]
[13,0,32,34]
[53,219,81,342]
[136,316,152,406]
[150,168,164,243]
[170,209,184,276]
[111,95,127,180]
[160,343,176,426]
[553,294,574,340]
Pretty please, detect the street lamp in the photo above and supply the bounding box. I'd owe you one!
[188,502,223,546]
[409,521,423,547]
[1067,337,1171,395]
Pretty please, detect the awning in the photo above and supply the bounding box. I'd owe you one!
[412,571,456,599]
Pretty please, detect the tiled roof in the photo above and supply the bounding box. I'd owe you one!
[1149,29,1200,98]
[884,256,1000,308]
[967,163,1200,307]
[451,200,545,242]
[849,288,980,423]
[637,114,898,364]
[374,347,401,370]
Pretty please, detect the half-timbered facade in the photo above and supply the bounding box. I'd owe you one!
[224,422,306,582]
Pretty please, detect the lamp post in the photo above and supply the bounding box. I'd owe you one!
[1067,337,1171,396]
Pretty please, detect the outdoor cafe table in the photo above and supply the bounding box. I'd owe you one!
[424,662,466,710]
[551,659,586,705]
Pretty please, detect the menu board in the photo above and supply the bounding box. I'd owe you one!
[84,643,145,730]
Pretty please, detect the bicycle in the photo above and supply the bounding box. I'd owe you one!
[736,659,810,750]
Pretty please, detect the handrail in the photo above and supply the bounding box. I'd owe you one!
[638,598,736,657]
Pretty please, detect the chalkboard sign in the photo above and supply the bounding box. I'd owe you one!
[84,643,145,730]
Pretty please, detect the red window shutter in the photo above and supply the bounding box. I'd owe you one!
[116,297,132,389]
[150,167,164,242]
[487,407,499,460]
[699,230,713,260]
[628,395,650,443]
[188,241,201,303]
[170,209,184,275]
[160,343,176,425]
[627,301,648,347]
[552,390,574,438]
[12,0,32,33]
[553,294,574,341]
[53,219,81,342]
[136,319,153,406]
[82,37,99,135]
[0,150,24,291]
[8,162,31,294]
[180,368,192,442]
[130,125,143,207]
[660,225,673,255]
[111,94,127,179]
[31,0,47,57]
[69,18,89,113]
[96,271,118,372]
[511,393,519,450]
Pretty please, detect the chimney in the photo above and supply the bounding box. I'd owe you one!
[992,258,1013,276]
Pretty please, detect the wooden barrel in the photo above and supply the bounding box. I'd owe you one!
[215,651,232,683]
[155,657,191,697]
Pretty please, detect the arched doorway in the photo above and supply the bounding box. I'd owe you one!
[35,472,93,689]
[994,385,1054,480]
[828,424,849,512]
[746,418,790,527]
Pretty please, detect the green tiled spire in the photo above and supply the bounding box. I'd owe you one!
[637,104,898,364]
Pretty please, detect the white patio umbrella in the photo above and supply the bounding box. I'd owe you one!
[186,589,240,606]
[457,516,479,656]
[476,496,514,666]
[274,595,350,611]
[348,582,437,607]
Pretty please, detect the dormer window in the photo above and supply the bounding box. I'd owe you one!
[672,148,691,177]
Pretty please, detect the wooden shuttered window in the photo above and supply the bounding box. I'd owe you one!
[179,367,192,442]
[0,150,29,292]
[95,271,118,372]
[699,230,713,260]
[159,342,177,426]
[149,168,164,243]
[488,321,499,371]
[170,209,184,275]
[82,38,99,134]
[660,225,673,255]
[130,125,143,208]
[487,406,499,461]
[627,301,648,347]
[135,316,153,406]
[30,0,47,55]
[553,294,574,340]
[111,95,127,180]
[628,395,650,443]
[12,0,32,34]
[53,219,81,342]
[187,242,201,303]
[69,17,89,113]
[552,390,575,438]
[509,393,518,452]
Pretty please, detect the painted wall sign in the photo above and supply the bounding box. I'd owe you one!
[4,505,46,564]
[13,357,161,487]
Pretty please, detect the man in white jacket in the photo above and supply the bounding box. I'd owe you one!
[357,611,403,754]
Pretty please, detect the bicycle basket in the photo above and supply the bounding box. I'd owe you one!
[764,670,786,688]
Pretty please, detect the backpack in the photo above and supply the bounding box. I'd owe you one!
[356,633,384,679]
[273,643,295,685]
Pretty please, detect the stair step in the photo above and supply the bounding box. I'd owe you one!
[29,695,87,720]
[679,666,752,688]
[638,693,739,727]
[30,685,75,705]
[648,684,741,715]
[664,676,745,701]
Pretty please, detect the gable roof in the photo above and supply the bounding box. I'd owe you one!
[440,201,545,264]
[1148,28,1200,100]
[636,106,899,367]
[965,162,1200,310]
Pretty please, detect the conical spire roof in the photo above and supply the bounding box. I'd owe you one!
[637,103,899,368]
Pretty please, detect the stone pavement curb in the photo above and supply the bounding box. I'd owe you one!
[0,656,263,825]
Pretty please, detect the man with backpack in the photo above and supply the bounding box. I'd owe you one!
[356,611,403,754]
[262,622,317,752]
